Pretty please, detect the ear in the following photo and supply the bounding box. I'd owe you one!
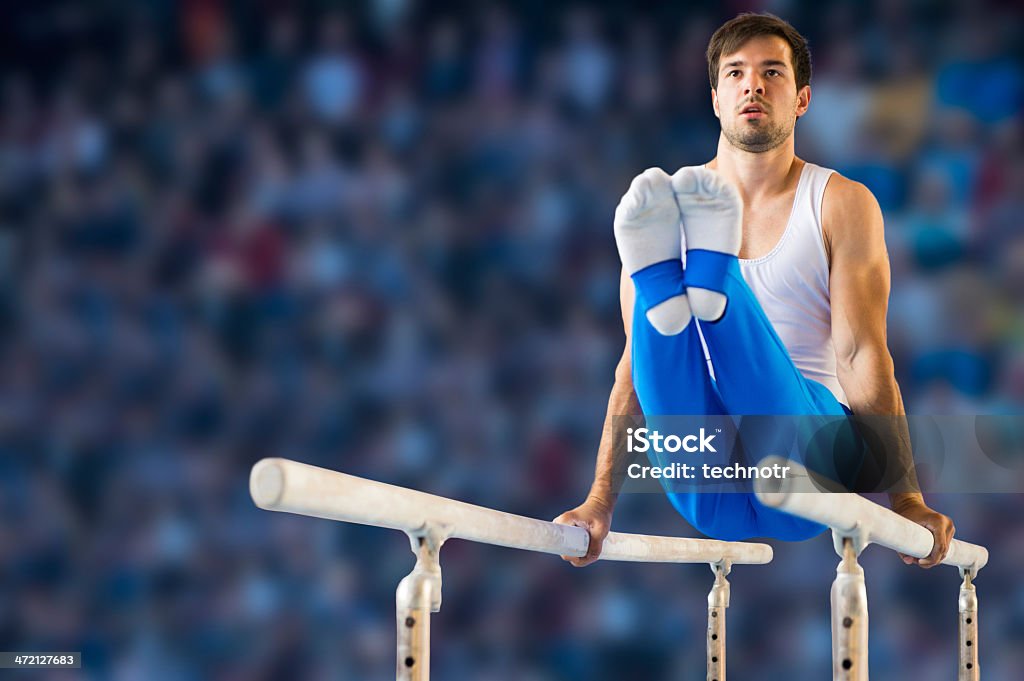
[795,85,811,118]
[711,88,720,119]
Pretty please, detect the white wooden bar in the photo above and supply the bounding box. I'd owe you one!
[251,457,773,565]
[753,457,988,573]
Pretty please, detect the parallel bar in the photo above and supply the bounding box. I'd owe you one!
[753,458,988,573]
[251,458,773,565]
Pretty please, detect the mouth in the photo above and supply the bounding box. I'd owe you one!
[739,104,766,118]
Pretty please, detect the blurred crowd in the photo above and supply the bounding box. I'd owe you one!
[1,0,1023,679]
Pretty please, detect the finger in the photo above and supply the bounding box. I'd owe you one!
[919,524,949,568]
[923,541,946,567]
[918,541,940,567]
[926,523,955,567]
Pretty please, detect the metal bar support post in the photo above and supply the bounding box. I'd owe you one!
[707,560,730,681]
[396,524,449,681]
[831,532,868,681]
[958,569,979,680]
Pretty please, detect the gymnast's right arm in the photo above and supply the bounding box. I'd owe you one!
[553,269,645,567]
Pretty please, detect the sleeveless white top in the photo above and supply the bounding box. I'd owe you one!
[739,162,847,405]
[691,162,849,406]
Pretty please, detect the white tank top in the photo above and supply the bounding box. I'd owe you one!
[738,162,847,405]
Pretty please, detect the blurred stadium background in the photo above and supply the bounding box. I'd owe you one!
[1,0,1022,679]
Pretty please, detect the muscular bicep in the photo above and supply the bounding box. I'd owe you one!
[826,178,892,372]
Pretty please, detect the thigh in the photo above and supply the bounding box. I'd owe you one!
[630,297,722,417]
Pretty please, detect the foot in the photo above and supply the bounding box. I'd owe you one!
[614,167,691,335]
[670,167,742,321]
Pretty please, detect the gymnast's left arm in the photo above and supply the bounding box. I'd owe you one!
[824,174,955,568]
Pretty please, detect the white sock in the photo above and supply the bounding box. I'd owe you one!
[613,167,691,335]
[670,167,742,321]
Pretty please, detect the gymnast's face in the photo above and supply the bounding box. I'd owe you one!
[711,35,810,153]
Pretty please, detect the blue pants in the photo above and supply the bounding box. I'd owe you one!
[631,251,863,541]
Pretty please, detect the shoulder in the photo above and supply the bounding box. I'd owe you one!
[823,173,881,222]
[821,172,884,251]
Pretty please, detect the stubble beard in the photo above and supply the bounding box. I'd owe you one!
[722,112,795,153]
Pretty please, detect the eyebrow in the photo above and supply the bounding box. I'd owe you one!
[721,59,789,71]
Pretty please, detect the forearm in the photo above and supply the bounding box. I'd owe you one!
[588,377,644,509]
[883,379,925,508]
[838,350,923,506]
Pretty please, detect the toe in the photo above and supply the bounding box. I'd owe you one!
[615,190,640,221]
[670,166,699,195]
[638,167,672,202]
[700,169,740,203]
[641,167,671,183]
[619,168,674,222]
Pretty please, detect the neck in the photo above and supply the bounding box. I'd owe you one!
[707,134,800,201]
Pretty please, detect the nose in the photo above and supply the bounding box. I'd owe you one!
[743,73,765,96]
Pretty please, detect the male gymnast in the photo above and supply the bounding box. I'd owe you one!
[555,13,955,568]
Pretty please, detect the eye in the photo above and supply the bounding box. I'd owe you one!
[728,70,741,78]
[766,69,780,77]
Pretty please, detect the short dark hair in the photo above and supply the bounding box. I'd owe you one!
[706,13,812,91]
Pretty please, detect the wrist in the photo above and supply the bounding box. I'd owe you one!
[586,488,617,513]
